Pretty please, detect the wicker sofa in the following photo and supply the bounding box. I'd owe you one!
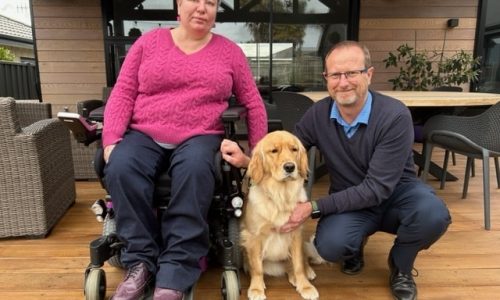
[0,97,76,238]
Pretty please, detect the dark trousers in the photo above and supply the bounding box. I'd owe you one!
[314,181,451,274]
[104,130,221,292]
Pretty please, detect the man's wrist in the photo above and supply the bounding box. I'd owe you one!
[310,200,321,219]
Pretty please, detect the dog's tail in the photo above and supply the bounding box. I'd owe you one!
[305,234,328,265]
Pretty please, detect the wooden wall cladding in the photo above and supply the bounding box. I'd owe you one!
[32,0,482,102]
[32,0,105,113]
[359,0,479,90]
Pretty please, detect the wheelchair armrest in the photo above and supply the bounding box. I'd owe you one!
[57,111,100,145]
[222,105,246,123]
[77,99,104,118]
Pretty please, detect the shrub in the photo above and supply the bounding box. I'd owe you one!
[383,44,481,91]
[0,47,15,61]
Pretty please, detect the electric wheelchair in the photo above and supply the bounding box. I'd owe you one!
[58,96,247,300]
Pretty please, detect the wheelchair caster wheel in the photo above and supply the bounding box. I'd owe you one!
[221,270,239,300]
[84,268,106,300]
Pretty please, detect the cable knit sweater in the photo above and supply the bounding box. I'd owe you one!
[102,28,267,149]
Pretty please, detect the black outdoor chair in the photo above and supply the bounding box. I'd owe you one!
[270,91,327,199]
[421,101,500,230]
[414,86,463,168]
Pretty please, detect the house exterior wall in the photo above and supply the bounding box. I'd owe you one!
[359,0,479,90]
[32,0,105,114]
[31,0,479,113]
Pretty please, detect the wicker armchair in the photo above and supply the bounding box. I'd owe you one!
[15,99,98,179]
[421,101,500,230]
[0,97,76,238]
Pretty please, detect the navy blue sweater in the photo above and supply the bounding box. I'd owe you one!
[295,90,418,215]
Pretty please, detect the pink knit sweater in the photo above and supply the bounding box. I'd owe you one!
[103,28,267,149]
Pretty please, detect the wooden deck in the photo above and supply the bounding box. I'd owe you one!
[0,146,499,299]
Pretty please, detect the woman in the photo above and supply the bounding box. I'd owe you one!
[104,0,267,299]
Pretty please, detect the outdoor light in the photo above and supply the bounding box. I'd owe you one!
[447,18,459,28]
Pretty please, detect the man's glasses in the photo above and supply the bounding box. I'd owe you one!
[323,68,369,81]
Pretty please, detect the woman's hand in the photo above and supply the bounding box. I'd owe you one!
[220,139,250,168]
[103,144,116,163]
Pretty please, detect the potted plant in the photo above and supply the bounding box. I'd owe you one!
[383,44,481,91]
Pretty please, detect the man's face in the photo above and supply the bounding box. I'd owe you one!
[324,46,373,107]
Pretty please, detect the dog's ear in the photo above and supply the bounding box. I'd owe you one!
[297,139,309,179]
[248,146,265,184]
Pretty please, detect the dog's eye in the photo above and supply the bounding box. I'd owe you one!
[271,148,278,153]
[291,147,298,152]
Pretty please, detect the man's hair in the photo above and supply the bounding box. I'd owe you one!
[324,40,372,70]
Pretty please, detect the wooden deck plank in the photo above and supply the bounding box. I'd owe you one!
[0,147,499,299]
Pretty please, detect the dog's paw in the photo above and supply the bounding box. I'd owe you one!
[248,288,266,300]
[248,280,267,300]
[306,265,317,280]
[297,284,319,300]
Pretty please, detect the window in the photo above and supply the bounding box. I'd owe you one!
[101,0,358,95]
[476,0,500,93]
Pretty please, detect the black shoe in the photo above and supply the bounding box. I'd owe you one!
[341,237,367,275]
[388,256,417,300]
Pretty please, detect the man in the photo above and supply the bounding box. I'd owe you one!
[221,40,451,300]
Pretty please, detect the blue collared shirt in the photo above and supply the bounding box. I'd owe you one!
[330,92,372,138]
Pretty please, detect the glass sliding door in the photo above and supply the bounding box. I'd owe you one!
[476,0,500,93]
[101,0,357,94]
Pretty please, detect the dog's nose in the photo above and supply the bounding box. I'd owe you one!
[284,162,295,173]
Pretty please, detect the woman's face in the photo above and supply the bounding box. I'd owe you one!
[177,0,218,35]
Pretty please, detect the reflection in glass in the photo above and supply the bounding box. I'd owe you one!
[477,0,500,93]
[478,35,500,93]
[103,0,352,91]
[138,0,173,10]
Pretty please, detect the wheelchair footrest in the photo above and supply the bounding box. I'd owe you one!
[89,234,121,266]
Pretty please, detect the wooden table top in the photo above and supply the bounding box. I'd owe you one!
[300,90,500,107]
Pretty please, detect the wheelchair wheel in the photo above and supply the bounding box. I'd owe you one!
[183,284,195,300]
[221,270,239,300]
[84,268,106,300]
[102,214,123,268]
[228,218,242,269]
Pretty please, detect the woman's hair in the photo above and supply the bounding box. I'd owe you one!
[324,40,372,69]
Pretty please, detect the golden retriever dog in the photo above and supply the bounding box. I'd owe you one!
[241,130,319,300]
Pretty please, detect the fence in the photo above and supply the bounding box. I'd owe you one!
[0,61,38,99]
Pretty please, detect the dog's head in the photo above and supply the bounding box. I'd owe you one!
[247,130,308,184]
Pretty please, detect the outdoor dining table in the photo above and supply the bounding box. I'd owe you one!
[298,90,500,181]
[300,90,500,107]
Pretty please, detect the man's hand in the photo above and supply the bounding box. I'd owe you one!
[279,202,313,233]
[103,144,116,163]
[220,139,250,168]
